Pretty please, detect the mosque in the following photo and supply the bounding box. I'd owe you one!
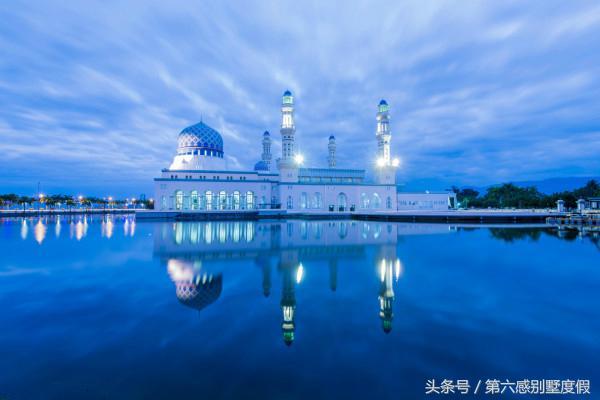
[154,90,454,213]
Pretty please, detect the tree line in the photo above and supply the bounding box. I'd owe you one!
[452,179,600,209]
[0,194,153,209]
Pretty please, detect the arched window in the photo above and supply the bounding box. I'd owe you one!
[191,191,199,210]
[205,191,213,211]
[300,192,308,209]
[246,191,254,209]
[175,190,183,210]
[337,193,347,211]
[361,193,369,209]
[372,193,381,209]
[386,196,392,209]
[287,195,293,209]
[219,191,227,210]
[260,196,266,209]
[233,191,240,210]
[312,192,322,209]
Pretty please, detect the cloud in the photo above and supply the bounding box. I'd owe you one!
[0,0,599,196]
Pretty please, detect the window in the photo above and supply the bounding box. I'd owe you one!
[175,190,183,210]
[361,193,369,209]
[287,195,293,209]
[205,191,213,210]
[161,196,166,210]
[246,191,254,209]
[233,191,240,210]
[386,196,392,209]
[372,193,381,209]
[190,191,198,210]
[300,192,308,209]
[219,191,227,210]
[312,192,322,209]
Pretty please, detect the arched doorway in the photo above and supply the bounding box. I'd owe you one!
[337,193,347,211]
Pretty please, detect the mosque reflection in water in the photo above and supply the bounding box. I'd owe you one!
[154,220,416,345]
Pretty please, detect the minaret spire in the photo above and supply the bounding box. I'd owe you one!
[262,131,272,171]
[328,135,336,168]
[280,90,295,163]
[376,99,391,165]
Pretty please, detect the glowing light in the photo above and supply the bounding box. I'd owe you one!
[294,154,304,165]
[34,219,46,244]
[38,193,45,200]
[296,263,304,284]
[379,259,386,282]
[395,259,403,281]
[78,195,83,201]
[376,158,386,168]
[392,158,400,167]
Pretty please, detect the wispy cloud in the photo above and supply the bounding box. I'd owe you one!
[0,0,599,196]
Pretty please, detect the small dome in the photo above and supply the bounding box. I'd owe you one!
[283,90,292,96]
[329,135,335,140]
[254,160,269,171]
[379,99,388,106]
[263,130,270,136]
[177,121,223,157]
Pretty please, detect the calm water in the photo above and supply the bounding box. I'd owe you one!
[0,216,598,399]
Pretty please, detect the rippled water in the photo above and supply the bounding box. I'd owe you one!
[0,216,598,399]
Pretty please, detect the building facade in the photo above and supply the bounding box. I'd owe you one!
[154,91,454,212]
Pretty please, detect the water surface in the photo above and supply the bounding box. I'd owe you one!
[0,216,598,399]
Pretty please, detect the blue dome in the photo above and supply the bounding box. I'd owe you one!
[379,99,388,105]
[283,90,292,96]
[254,160,269,171]
[329,135,335,140]
[177,121,224,157]
[263,130,270,136]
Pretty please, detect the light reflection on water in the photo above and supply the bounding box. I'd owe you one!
[0,217,598,399]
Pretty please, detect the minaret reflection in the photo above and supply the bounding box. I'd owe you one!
[167,259,222,312]
[376,245,403,334]
[329,259,337,292]
[279,251,304,346]
[255,255,272,297]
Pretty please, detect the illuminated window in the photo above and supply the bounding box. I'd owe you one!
[246,191,254,209]
[205,191,213,211]
[300,192,307,209]
[372,193,381,209]
[191,191,199,210]
[175,190,183,210]
[219,191,227,210]
[233,191,240,210]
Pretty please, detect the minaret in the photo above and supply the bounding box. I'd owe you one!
[277,90,300,183]
[328,135,336,168]
[280,90,295,164]
[374,99,398,185]
[262,131,272,171]
[378,258,395,334]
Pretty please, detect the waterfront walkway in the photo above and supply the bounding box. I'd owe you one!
[135,208,560,223]
[0,208,134,217]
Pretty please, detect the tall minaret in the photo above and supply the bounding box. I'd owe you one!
[280,90,295,164]
[262,131,272,171]
[376,99,391,165]
[374,99,398,185]
[328,135,336,168]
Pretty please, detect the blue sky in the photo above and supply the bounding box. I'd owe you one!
[1,1,599,197]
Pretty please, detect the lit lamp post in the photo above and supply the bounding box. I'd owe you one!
[38,193,45,213]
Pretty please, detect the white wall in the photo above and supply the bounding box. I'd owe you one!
[397,192,453,210]
[278,184,396,211]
